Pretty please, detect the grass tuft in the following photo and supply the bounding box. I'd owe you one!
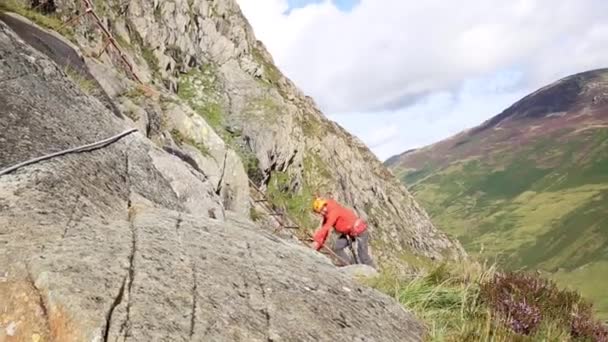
[365,261,607,341]
[249,207,263,222]
[177,65,224,129]
[170,129,211,157]
[63,65,98,95]
[0,0,75,39]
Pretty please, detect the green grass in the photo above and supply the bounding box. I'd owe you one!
[124,109,139,121]
[552,261,608,321]
[170,129,211,157]
[0,0,75,40]
[122,85,155,105]
[177,65,224,129]
[249,207,263,222]
[398,128,608,318]
[121,21,160,79]
[141,46,160,77]
[252,46,282,85]
[238,147,263,185]
[175,66,268,185]
[299,114,325,137]
[263,150,333,233]
[266,170,317,230]
[63,66,98,95]
[113,32,134,53]
[365,261,606,341]
[244,96,282,121]
[403,167,434,185]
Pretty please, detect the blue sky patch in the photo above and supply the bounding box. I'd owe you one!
[285,0,360,14]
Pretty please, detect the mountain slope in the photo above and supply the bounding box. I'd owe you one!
[0,14,431,341]
[0,0,464,269]
[386,69,608,317]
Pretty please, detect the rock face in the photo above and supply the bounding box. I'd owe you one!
[8,0,464,266]
[0,22,426,341]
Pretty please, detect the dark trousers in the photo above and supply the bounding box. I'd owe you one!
[333,230,375,267]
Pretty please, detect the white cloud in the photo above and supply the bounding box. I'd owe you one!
[329,71,530,159]
[236,0,608,159]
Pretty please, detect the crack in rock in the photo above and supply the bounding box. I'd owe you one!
[387,196,404,221]
[62,194,82,238]
[201,294,219,338]
[162,145,207,178]
[215,151,228,195]
[26,268,49,327]
[189,262,198,338]
[124,147,132,207]
[115,147,137,341]
[103,147,136,342]
[118,209,137,341]
[103,275,127,342]
[246,242,272,341]
[174,214,198,339]
[175,213,183,237]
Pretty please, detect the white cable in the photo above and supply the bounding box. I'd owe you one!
[0,128,138,176]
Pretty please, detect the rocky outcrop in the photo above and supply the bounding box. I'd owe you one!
[6,0,465,267]
[0,22,426,341]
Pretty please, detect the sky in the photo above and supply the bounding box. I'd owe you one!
[236,0,608,161]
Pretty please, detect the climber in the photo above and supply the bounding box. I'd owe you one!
[310,197,375,268]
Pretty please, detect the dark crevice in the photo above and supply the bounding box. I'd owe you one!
[173,214,198,339]
[201,294,219,338]
[225,87,234,115]
[338,176,353,206]
[119,147,137,340]
[189,262,198,338]
[285,151,298,171]
[245,242,271,340]
[215,151,228,195]
[103,275,127,342]
[162,146,206,177]
[26,269,49,326]
[124,147,132,206]
[102,149,132,342]
[175,213,183,237]
[62,194,82,238]
[145,116,153,138]
[31,0,56,13]
[119,215,137,340]
[387,196,405,222]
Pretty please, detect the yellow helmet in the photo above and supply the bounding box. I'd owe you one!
[312,198,327,213]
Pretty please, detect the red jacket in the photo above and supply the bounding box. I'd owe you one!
[313,199,367,250]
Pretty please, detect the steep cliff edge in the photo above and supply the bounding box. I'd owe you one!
[0,21,428,341]
[0,0,464,267]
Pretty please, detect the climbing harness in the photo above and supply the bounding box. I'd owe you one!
[0,128,138,176]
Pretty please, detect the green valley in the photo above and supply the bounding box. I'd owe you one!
[387,69,608,319]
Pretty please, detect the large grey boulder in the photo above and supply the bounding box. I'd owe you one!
[0,21,424,342]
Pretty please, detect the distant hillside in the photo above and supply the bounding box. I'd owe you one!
[386,68,608,318]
